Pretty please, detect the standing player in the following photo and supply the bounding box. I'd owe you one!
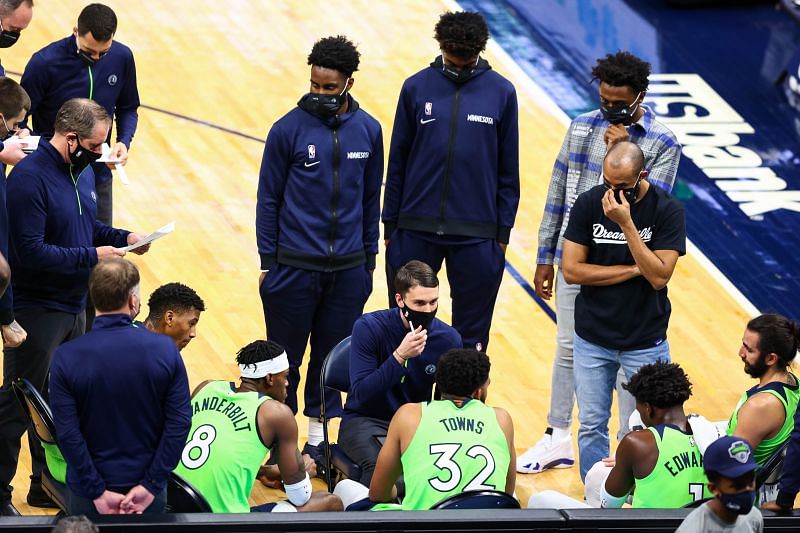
[520,51,681,475]
[174,340,341,513]
[256,35,383,459]
[382,11,519,352]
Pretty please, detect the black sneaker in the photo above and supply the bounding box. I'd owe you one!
[26,481,58,509]
[0,501,20,516]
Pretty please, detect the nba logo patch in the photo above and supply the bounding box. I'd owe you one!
[307,144,316,159]
[424,102,432,115]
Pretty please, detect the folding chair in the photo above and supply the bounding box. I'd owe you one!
[12,378,67,512]
[166,472,212,513]
[431,490,520,510]
[319,336,362,492]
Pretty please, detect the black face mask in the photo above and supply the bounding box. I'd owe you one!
[1,116,16,140]
[298,78,350,119]
[439,55,479,84]
[69,136,102,171]
[601,92,642,125]
[607,172,643,204]
[0,29,19,48]
[401,302,437,332]
[719,490,755,515]
[77,49,98,66]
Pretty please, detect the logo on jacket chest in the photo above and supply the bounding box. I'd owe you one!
[307,144,316,159]
[347,151,370,160]
[107,74,118,86]
[466,113,494,125]
[592,223,652,244]
[91,190,97,203]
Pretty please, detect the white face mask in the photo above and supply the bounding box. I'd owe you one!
[628,408,645,431]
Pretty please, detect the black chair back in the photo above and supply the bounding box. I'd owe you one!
[320,336,352,492]
[431,490,520,510]
[12,378,56,445]
[756,440,789,488]
[166,472,212,513]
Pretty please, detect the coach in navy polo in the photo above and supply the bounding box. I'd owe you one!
[0,99,146,514]
[382,11,519,354]
[256,35,383,456]
[21,2,139,225]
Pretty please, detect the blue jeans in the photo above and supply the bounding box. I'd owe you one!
[573,334,670,481]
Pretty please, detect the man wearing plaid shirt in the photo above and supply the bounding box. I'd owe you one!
[518,51,681,476]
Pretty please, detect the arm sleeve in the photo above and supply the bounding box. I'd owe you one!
[140,348,192,495]
[92,220,130,248]
[536,123,572,264]
[495,87,520,244]
[362,124,384,270]
[649,200,686,255]
[645,138,681,193]
[19,54,47,134]
[50,354,106,499]
[7,170,99,273]
[347,319,407,406]
[381,82,416,238]
[562,191,592,246]
[256,124,291,270]
[114,50,140,147]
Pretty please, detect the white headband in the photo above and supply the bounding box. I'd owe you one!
[239,351,290,379]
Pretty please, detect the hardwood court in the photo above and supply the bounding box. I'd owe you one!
[2,0,755,514]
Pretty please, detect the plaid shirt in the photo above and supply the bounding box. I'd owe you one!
[537,105,682,265]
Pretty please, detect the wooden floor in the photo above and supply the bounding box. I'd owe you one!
[1,0,755,514]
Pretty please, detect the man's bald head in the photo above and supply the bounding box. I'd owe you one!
[604,141,645,178]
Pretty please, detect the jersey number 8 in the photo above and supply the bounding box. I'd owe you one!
[181,424,217,470]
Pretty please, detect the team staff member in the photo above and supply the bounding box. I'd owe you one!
[339,261,462,488]
[257,35,383,456]
[562,141,685,481]
[50,259,190,515]
[0,98,147,514]
[175,340,342,513]
[21,3,139,225]
[335,348,514,510]
[142,282,205,352]
[520,51,682,475]
[530,361,711,509]
[382,11,519,352]
[0,78,30,354]
[0,0,33,78]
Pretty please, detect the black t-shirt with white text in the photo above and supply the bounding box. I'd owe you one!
[563,184,686,350]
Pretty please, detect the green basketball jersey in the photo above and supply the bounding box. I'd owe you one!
[174,381,271,513]
[726,374,799,465]
[631,425,712,508]
[399,399,510,510]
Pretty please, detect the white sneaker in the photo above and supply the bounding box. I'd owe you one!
[517,428,574,474]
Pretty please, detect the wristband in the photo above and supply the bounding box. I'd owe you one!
[284,472,312,507]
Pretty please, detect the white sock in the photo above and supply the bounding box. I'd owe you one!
[552,426,571,441]
[308,417,324,446]
[334,479,370,509]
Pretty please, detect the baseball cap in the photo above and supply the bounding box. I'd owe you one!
[703,436,757,478]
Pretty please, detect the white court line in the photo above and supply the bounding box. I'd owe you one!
[443,0,760,317]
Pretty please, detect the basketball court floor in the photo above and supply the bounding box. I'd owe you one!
[3,0,788,513]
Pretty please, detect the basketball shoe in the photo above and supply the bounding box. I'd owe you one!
[517,427,574,474]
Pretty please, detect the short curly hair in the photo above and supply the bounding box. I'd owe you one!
[591,51,651,93]
[623,360,692,408]
[434,11,489,58]
[146,282,205,322]
[307,35,360,77]
[435,349,490,397]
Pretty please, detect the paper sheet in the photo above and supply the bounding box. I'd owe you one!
[5,135,40,153]
[120,221,175,252]
[96,143,130,185]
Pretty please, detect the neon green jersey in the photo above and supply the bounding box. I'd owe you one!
[727,374,799,465]
[631,425,712,508]
[174,381,271,513]
[399,399,510,510]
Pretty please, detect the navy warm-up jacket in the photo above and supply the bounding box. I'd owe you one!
[382,57,520,244]
[21,35,140,184]
[6,141,130,314]
[256,96,384,271]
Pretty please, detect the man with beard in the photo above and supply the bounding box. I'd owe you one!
[727,313,799,503]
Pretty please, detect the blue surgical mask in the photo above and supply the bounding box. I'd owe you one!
[719,490,755,515]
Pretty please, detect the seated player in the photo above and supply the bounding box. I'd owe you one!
[142,282,205,351]
[727,314,799,502]
[174,340,341,513]
[335,348,515,510]
[677,436,763,532]
[529,361,710,509]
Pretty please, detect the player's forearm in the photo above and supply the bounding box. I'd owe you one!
[621,222,673,290]
[562,261,639,286]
